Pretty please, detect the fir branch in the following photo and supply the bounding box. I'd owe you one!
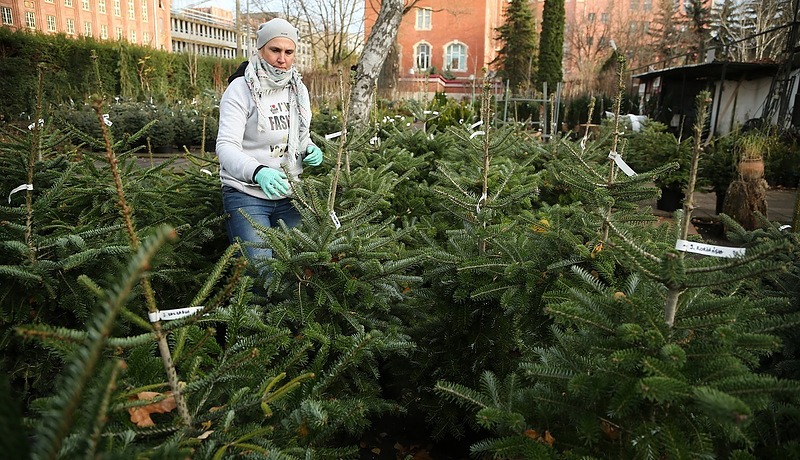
[30,226,174,460]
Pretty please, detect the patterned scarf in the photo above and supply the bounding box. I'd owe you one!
[243,54,311,166]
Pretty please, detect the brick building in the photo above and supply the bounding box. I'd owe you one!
[365,0,717,99]
[0,0,172,50]
[365,0,507,100]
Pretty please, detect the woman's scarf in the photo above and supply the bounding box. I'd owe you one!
[243,54,311,166]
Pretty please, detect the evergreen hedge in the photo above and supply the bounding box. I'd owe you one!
[0,27,241,121]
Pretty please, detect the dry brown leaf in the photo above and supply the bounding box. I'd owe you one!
[197,430,214,440]
[127,391,177,427]
[543,430,555,447]
[523,429,539,439]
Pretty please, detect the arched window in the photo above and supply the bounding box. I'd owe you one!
[415,42,431,70]
[445,42,467,72]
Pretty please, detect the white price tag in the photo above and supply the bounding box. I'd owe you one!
[325,131,342,140]
[470,120,483,129]
[470,130,485,139]
[8,183,33,203]
[102,114,113,126]
[329,210,341,229]
[675,239,745,258]
[147,307,204,322]
[200,168,213,176]
[476,192,487,213]
[608,151,637,176]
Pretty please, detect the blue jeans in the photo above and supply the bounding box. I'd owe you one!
[222,186,301,274]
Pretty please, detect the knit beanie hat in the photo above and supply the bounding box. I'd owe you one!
[256,18,299,49]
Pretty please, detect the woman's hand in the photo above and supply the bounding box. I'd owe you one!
[303,145,323,166]
[254,168,289,198]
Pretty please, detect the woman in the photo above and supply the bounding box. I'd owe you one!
[216,17,323,275]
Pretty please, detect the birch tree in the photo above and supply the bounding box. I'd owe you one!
[348,0,404,126]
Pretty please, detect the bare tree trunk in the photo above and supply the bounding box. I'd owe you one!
[348,0,403,126]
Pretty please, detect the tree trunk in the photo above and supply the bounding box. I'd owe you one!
[348,0,403,127]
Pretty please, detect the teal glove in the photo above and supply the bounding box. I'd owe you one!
[303,145,323,166]
[254,168,289,198]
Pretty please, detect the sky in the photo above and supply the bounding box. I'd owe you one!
[172,0,281,14]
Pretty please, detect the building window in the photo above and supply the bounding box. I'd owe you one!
[445,42,467,72]
[66,18,75,34]
[99,0,106,13]
[141,0,147,21]
[65,0,73,6]
[25,11,36,29]
[101,24,108,39]
[630,0,639,10]
[128,0,135,20]
[82,0,90,10]
[45,0,54,3]
[1,7,12,25]
[642,21,650,33]
[47,15,57,32]
[114,0,121,16]
[587,12,595,22]
[643,0,652,11]
[630,21,638,32]
[587,35,594,47]
[116,26,123,39]
[84,21,92,36]
[415,42,431,70]
[415,8,431,30]
[601,13,609,23]
[143,31,149,44]
[130,30,136,43]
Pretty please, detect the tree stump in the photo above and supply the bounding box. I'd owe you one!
[722,178,768,230]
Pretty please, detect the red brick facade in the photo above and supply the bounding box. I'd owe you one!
[0,0,172,50]
[365,0,506,99]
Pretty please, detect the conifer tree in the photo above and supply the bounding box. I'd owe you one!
[435,65,800,458]
[493,0,538,94]
[536,0,565,88]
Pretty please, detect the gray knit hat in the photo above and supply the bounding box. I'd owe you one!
[256,18,299,49]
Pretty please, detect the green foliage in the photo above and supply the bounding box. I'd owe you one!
[537,0,566,87]
[621,120,693,190]
[2,62,800,459]
[494,0,538,94]
[53,96,220,151]
[0,27,240,120]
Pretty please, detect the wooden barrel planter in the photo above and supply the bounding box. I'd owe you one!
[738,158,764,181]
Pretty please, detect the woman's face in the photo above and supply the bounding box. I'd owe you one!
[259,37,295,70]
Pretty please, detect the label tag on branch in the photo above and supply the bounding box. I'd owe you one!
[147,307,204,322]
[476,192,487,213]
[325,131,342,140]
[8,183,33,204]
[329,210,341,229]
[608,151,637,176]
[470,120,483,129]
[470,130,485,139]
[102,114,113,126]
[675,239,745,258]
[200,168,212,176]
[27,119,44,130]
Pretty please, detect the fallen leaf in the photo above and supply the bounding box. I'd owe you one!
[197,430,214,440]
[523,428,539,439]
[127,391,177,427]
[543,430,555,447]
